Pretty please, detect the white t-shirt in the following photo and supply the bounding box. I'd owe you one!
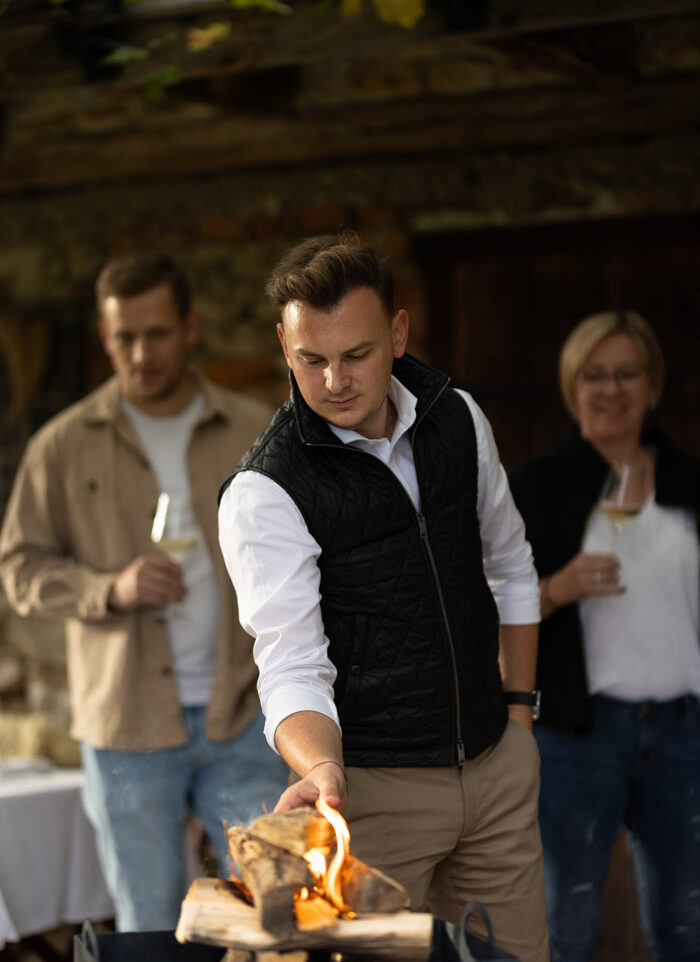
[123,394,219,706]
[580,494,700,701]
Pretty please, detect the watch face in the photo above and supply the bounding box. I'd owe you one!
[533,690,542,721]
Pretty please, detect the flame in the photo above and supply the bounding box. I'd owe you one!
[293,797,355,928]
[314,797,352,914]
[303,847,328,879]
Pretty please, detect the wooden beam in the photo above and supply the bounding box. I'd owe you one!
[1,73,699,193]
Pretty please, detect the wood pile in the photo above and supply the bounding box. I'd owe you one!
[176,807,433,962]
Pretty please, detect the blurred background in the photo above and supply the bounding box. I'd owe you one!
[1,1,700,957]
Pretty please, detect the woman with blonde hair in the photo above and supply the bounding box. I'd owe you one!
[510,309,700,962]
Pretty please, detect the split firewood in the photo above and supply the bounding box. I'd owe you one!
[227,826,314,937]
[248,808,335,858]
[339,855,410,914]
[246,808,409,915]
[176,878,433,960]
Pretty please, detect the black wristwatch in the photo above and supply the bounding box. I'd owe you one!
[504,689,541,721]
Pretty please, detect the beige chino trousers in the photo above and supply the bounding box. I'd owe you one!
[343,719,549,962]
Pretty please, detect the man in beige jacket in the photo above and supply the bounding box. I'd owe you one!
[0,253,287,931]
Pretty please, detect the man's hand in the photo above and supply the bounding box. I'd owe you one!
[274,760,347,814]
[108,554,186,612]
[272,711,345,813]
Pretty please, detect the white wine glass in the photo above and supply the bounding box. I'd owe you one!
[150,492,197,616]
[599,460,646,553]
[151,492,197,560]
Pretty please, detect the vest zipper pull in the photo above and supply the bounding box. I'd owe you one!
[417,512,428,538]
[457,738,466,767]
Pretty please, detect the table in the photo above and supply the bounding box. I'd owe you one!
[0,762,114,948]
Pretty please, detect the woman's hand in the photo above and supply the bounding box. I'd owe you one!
[541,552,624,617]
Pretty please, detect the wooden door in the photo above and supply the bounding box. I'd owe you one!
[417,214,700,471]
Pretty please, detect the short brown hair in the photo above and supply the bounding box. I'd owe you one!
[266,233,395,317]
[95,253,191,319]
[559,309,666,420]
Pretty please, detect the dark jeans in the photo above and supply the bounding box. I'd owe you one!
[535,694,700,962]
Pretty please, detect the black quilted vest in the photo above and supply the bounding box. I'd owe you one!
[223,354,507,766]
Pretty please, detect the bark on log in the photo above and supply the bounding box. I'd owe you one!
[227,826,314,937]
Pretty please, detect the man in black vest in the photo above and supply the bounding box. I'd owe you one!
[218,234,548,962]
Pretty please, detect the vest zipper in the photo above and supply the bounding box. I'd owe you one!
[409,378,466,767]
[416,511,466,767]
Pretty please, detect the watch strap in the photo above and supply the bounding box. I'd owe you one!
[504,689,541,720]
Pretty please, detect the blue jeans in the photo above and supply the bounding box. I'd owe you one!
[81,706,289,932]
[535,694,700,962]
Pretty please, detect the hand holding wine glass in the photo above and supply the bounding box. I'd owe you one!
[149,492,197,617]
[105,493,192,614]
[599,459,646,553]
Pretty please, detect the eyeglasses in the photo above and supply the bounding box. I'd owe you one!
[577,367,647,389]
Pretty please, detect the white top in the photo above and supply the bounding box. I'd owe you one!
[218,377,539,750]
[123,394,219,706]
[580,494,700,701]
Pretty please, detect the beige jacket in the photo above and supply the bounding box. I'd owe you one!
[0,371,271,751]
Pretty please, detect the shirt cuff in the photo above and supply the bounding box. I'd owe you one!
[77,573,118,621]
[263,685,341,754]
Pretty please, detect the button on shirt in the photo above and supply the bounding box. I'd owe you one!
[218,378,539,750]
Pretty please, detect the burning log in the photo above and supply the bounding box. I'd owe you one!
[248,808,335,858]
[339,855,410,915]
[176,878,432,960]
[177,805,426,961]
[226,825,314,937]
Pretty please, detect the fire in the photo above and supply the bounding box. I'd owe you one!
[315,798,351,913]
[294,798,356,928]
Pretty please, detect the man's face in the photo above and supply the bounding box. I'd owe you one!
[278,286,409,440]
[99,283,198,413]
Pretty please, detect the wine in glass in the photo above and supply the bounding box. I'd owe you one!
[599,460,646,551]
[150,492,197,561]
[150,492,197,617]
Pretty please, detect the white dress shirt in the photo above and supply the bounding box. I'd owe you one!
[218,377,539,750]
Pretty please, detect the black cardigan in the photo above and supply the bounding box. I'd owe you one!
[510,427,700,732]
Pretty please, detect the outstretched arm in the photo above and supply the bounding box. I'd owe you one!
[218,471,341,812]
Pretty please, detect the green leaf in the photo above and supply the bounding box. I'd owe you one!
[230,0,293,15]
[143,65,181,101]
[101,44,151,66]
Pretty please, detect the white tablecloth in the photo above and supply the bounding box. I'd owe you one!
[0,763,113,947]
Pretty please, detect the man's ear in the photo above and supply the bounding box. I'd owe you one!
[185,310,200,347]
[392,309,409,359]
[98,318,109,354]
[277,322,290,364]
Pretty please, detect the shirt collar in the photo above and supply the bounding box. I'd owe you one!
[327,376,418,446]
